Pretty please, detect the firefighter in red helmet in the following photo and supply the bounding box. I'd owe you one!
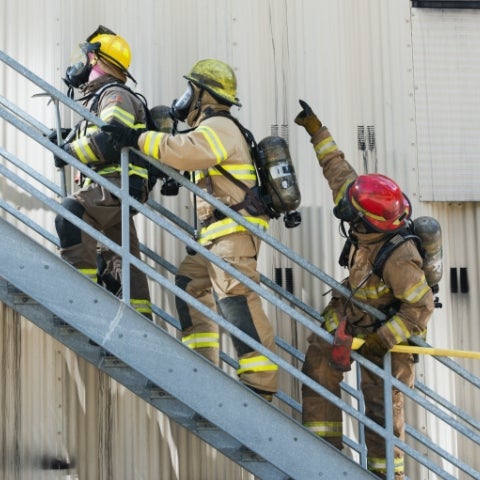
[295,100,434,479]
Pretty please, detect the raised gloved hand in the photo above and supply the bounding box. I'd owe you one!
[329,317,353,372]
[101,124,144,150]
[294,99,322,136]
[360,332,389,360]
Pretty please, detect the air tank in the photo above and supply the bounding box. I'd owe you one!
[257,136,301,214]
[413,216,443,289]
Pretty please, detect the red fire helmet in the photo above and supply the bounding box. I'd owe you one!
[348,174,412,233]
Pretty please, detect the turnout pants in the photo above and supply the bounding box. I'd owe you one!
[175,232,278,394]
[54,174,152,318]
[302,333,415,479]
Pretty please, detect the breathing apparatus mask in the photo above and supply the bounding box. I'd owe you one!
[333,185,372,233]
[63,42,100,89]
[171,83,194,122]
[333,186,358,224]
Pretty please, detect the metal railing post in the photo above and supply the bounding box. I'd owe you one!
[383,353,394,480]
[120,147,131,305]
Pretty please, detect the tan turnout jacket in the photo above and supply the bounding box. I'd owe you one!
[311,126,434,348]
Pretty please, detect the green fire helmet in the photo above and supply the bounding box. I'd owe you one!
[184,59,242,107]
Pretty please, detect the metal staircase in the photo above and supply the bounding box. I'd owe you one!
[0,218,374,480]
[1,49,480,479]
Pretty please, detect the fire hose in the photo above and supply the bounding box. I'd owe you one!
[352,338,480,360]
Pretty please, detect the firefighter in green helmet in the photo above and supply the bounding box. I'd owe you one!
[101,59,278,400]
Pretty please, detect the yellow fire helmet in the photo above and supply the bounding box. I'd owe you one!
[184,59,242,107]
[89,32,131,72]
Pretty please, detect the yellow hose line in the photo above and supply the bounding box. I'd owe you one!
[351,338,480,360]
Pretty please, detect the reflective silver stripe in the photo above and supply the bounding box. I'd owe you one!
[143,131,163,159]
[95,165,148,179]
[237,355,278,374]
[100,105,146,129]
[400,276,431,303]
[72,136,97,164]
[182,332,220,349]
[367,456,404,473]
[130,299,152,314]
[208,163,257,181]
[385,315,411,343]
[314,135,338,159]
[303,421,343,437]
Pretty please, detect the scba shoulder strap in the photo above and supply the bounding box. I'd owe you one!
[338,228,422,279]
[202,109,275,219]
[372,230,422,280]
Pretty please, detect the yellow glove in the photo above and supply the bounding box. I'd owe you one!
[294,99,322,136]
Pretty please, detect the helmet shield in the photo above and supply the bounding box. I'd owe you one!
[63,42,100,89]
[171,83,194,122]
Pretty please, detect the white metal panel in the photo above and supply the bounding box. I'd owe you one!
[2,0,480,479]
[412,8,480,201]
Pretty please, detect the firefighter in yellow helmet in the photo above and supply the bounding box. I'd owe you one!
[101,59,278,399]
[294,100,434,479]
[53,26,153,320]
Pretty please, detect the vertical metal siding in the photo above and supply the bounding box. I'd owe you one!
[412,8,480,201]
[2,0,480,479]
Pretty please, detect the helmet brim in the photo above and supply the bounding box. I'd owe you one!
[183,75,242,107]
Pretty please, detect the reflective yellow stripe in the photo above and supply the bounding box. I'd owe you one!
[78,268,97,282]
[182,332,220,349]
[196,164,257,182]
[334,179,352,205]
[353,283,391,302]
[85,125,100,136]
[96,164,148,180]
[399,276,431,303]
[71,119,145,164]
[193,170,205,182]
[130,299,152,315]
[199,216,269,245]
[209,163,257,181]
[82,164,148,188]
[303,421,343,437]
[237,355,278,375]
[367,456,404,474]
[71,136,97,164]
[314,135,338,159]
[100,105,146,129]
[196,125,228,164]
[323,307,341,333]
[143,131,163,159]
[385,315,411,343]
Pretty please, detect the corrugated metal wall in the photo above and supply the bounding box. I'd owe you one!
[2,0,480,479]
[413,8,480,201]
